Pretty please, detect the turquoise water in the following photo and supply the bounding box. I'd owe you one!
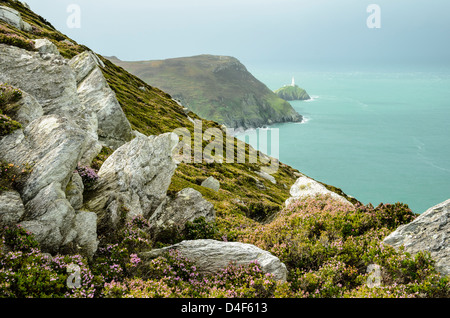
[236,65,450,214]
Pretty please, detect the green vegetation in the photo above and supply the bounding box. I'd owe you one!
[107,55,302,129]
[0,0,448,299]
[0,84,22,136]
[275,85,311,101]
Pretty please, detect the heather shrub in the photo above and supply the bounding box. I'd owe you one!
[0,83,22,109]
[238,195,448,297]
[0,113,21,136]
[0,225,96,298]
[183,216,219,240]
[91,216,152,284]
[103,248,285,298]
[0,160,30,192]
[0,32,34,51]
[75,163,99,190]
[1,224,39,253]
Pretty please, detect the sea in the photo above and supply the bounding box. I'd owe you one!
[235,62,450,214]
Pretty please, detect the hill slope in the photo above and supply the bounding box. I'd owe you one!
[107,55,303,130]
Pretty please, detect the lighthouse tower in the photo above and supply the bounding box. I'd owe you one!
[291,76,295,87]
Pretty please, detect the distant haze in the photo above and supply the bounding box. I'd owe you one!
[25,0,450,68]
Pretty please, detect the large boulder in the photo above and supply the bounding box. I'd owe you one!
[140,239,288,281]
[0,115,98,257]
[84,132,179,230]
[383,199,450,277]
[201,176,220,192]
[149,187,215,234]
[0,115,89,202]
[285,175,353,208]
[0,44,110,257]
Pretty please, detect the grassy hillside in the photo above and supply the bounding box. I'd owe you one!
[0,0,330,238]
[107,55,303,130]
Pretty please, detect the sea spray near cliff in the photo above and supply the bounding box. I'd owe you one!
[236,67,450,214]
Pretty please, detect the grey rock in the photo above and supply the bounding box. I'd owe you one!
[0,44,79,118]
[73,211,98,259]
[140,239,288,281]
[21,182,76,254]
[33,39,59,56]
[10,90,44,127]
[285,176,353,208]
[0,115,88,202]
[69,51,132,150]
[0,190,25,226]
[0,115,94,256]
[255,170,276,185]
[0,87,43,128]
[149,188,215,233]
[0,5,31,31]
[201,176,220,192]
[21,2,30,10]
[84,132,179,229]
[383,198,450,277]
[0,45,101,164]
[65,172,84,210]
[61,39,75,46]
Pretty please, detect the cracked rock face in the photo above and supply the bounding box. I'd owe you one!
[383,198,450,276]
[140,239,288,281]
[69,51,133,151]
[0,44,130,257]
[84,132,180,230]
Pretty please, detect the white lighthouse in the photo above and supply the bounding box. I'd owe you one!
[291,76,295,87]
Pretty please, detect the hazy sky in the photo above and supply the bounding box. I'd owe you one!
[24,0,450,67]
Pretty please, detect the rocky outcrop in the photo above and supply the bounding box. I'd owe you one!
[383,199,450,277]
[84,132,179,230]
[69,51,133,151]
[140,239,288,281]
[0,43,135,257]
[0,5,32,32]
[149,188,215,234]
[285,175,353,208]
[0,115,98,257]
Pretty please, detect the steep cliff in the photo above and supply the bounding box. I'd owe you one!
[107,55,303,130]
